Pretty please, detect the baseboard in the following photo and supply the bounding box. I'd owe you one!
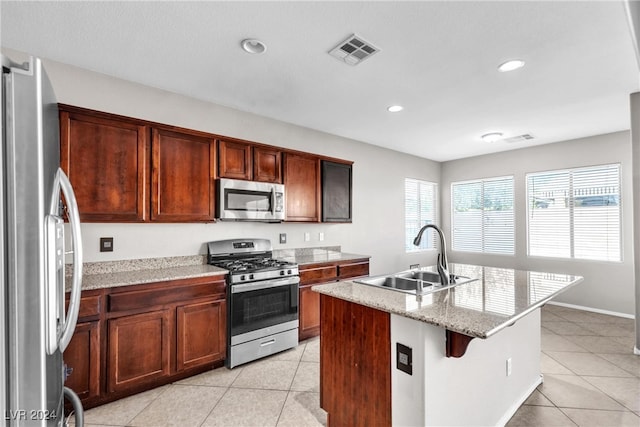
[547,301,635,319]
[497,375,544,427]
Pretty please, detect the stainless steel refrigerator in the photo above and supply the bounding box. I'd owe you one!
[1,55,85,425]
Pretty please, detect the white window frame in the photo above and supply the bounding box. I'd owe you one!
[526,163,622,262]
[451,176,515,255]
[405,178,438,253]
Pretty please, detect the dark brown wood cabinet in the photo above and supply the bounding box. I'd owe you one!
[151,128,216,222]
[254,146,282,183]
[64,274,226,409]
[284,153,321,222]
[107,309,172,393]
[63,290,103,406]
[322,160,353,223]
[59,106,148,222]
[60,105,218,223]
[218,139,252,180]
[298,259,369,341]
[218,139,282,183]
[64,320,101,402]
[320,295,391,426]
[299,286,321,341]
[59,105,355,224]
[176,298,226,372]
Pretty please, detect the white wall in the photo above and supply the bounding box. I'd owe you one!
[441,132,635,316]
[2,48,440,276]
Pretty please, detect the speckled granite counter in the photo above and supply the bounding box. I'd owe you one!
[273,247,370,265]
[68,255,227,291]
[312,263,582,339]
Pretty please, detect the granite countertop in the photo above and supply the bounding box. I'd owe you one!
[273,247,370,266]
[312,263,583,339]
[70,247,370,291]
[68,256,228,291]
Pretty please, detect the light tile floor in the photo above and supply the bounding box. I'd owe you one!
[73,305,639,427]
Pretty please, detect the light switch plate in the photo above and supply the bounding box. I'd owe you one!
[396,343,412,375]
[279,233,287,244]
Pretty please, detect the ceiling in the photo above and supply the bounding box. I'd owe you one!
[1,1,639,162]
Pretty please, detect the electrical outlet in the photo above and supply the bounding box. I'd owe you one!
[506,358,512,376]
[279,233,287,244]
[319,232,324,241]
[100,237,113,252]
[304,232,310,242]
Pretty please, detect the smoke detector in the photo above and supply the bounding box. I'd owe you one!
[329,34,380,66]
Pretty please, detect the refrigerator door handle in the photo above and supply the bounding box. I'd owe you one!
[46,168,83,354]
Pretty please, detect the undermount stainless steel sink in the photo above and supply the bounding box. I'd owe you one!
[355,269,477,295]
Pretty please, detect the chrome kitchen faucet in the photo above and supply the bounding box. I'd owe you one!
[413,224,451,286]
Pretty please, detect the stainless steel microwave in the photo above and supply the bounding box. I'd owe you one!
[216,178,285,222]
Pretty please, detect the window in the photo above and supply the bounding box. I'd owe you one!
[405,178,437,252]
[527,164,621,261]
[451,176,515,254]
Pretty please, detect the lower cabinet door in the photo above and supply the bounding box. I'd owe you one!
[176,299,226,371]
[108,309,171,393]
[299,285,320,341]
[63,321,101,401]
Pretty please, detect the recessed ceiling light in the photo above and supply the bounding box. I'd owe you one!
[241,39,267,54]
[387,105,403,112]
[498,59,525,72]
[481,132,503,143]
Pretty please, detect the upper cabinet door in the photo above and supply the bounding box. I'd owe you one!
[151,128,215,222]
[284,153,320,222]
[218,139,252,180]
[253,146,282,183]
[322,161,353,223]
[59,108,148,222]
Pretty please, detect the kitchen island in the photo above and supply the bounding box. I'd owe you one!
[312,263,583,427]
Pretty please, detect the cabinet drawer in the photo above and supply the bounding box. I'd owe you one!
[299,265,338,285]
[66,290,103,319]
[79,294,103,318]
[338,261,369,279]
[109,280,224,312]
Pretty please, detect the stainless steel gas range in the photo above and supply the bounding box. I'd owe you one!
[207,238,299,368]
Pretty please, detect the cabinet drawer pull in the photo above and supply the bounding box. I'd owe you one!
[260,339,276,347]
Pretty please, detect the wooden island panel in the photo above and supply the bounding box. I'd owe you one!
[320,294,391,427]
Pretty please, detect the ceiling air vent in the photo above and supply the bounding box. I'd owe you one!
[329,34,380,66]
[503,134,534,143]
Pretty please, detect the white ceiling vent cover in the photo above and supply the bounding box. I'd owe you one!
[329,34,380,66]
[503,134,535,143]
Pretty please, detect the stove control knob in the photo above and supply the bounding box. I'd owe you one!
[249,274,254,280]
[240,275,246,281]
[287,269,292,275]
[280,270,285,276]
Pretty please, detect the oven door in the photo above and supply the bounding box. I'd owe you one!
[217,178,285,221]
[229,276,299,338]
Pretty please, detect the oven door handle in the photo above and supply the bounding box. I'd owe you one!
[231,276,300,294]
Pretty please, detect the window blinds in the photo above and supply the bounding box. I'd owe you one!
[527,164,621,262]
[405,178,437,252]
[452,176,515,255]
